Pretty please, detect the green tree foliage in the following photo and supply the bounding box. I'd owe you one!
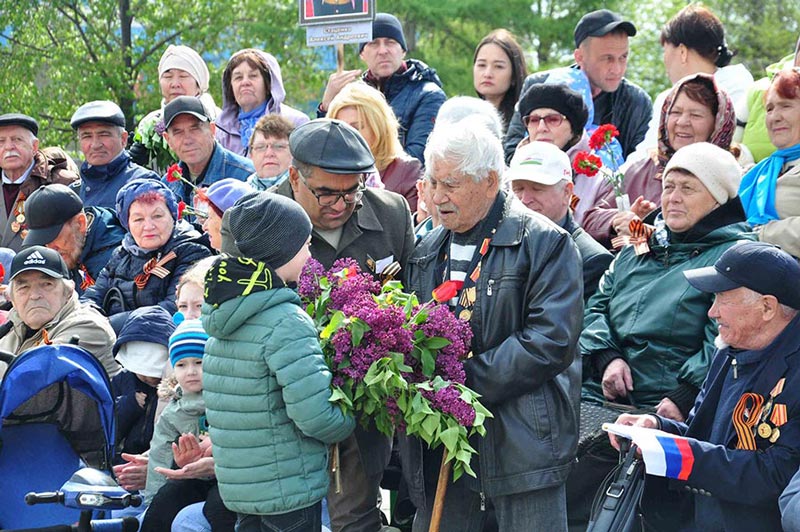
[0,1,797,150]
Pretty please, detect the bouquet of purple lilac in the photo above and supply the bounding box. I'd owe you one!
[299,258,492,481]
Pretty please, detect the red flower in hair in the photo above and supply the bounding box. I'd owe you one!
[572,152,602,177]
[166,163,182,183]
[589,124,620,151]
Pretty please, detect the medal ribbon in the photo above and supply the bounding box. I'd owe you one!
[732,392,764,450]
[134,251,177,290]
[611,219,655,254]
[79,264,96,291]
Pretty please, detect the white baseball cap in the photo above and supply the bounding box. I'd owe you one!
[507,141,573,186]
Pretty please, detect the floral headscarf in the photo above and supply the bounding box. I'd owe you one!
[657,72,735,170]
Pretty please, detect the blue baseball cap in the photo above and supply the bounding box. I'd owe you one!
[684,241,800,310]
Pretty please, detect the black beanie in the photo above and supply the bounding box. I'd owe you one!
[518,84,589,138]
[359,13,407,52]
[222,192,312,269]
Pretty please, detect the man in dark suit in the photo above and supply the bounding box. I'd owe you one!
[275,118,415,532]
[611,242,800,531]
[508,141,611,302]
[310,0,364,17]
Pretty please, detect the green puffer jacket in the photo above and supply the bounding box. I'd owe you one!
[202,287,355,515]
[581,203,752,413]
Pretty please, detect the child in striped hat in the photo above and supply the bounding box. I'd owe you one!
[139,319,220,530]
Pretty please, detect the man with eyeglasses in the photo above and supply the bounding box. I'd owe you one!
[162,96,254,204]
[276,118,415,532]
[504,9,652,161]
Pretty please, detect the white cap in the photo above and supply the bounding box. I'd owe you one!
[663,142,741,205]
[507,141,572,185]
[115,341,169,378]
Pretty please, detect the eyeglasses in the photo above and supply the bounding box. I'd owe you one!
[250,142,289,154]
[298,171,365,207]
[522,113,566,129]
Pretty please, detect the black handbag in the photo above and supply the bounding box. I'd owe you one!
[587,439,645,532]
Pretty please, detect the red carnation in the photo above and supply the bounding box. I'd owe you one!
[589,124,620,151]
[166,163,182,183]
[177,201,187,219]
[572,152,602,177]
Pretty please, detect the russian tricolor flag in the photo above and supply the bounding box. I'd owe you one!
[604,423,695,481]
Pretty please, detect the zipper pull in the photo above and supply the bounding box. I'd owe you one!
[480,491,486,511]
[731,357,738,380]
[486,279,494,297]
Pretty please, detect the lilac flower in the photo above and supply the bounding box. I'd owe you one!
[426,386,476,427]
[298,258,325,300]
[154,119,166,136]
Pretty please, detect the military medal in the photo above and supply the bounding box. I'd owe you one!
[15,213,24,224]
[757,422,773,439]
[770,427,781,444]
[10,222,20,233]
[459,309,472,321]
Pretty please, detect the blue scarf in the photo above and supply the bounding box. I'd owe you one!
[247,169,289,191]
[738,143,800,225]
[238,101,268,151]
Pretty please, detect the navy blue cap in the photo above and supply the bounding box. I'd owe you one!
[163,96,211,130]
[359,13,407,53]
[0,113,39,136]
[289,119,376,174]
[70,100,126,130]
[684,241,800,310]
[574,10,636,48]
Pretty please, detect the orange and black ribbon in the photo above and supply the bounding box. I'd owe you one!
[570,194,581,211]
[611,219,655,255]
[79,264,95,291]
[133,251,177,290]
[40,328,53,345]
[732,392,764,450]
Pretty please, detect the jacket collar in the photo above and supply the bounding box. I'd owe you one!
[81,150,130,181]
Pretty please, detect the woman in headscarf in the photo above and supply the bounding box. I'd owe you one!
[582,73,736,248]
[131,45,219,172]
[215,49,309,156]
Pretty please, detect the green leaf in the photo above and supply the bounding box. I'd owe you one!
[421,348,435,376]
[438,426,460,453]
[350,318,371,347]
[320,310,345,339]
[425,336,452,349]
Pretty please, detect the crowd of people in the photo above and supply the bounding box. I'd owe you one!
[1,5,800,532]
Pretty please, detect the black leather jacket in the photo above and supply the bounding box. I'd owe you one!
[401,192,584,503]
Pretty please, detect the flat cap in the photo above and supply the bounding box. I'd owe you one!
[163,96,211,130]
[71,100,126,130]
[0,113,39,136]
[289,119,376,175]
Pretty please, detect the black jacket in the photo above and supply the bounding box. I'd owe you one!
[504,68,652,162]
[401,191,583,503]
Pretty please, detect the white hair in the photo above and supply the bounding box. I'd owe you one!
[434,96,504,140]
[424,118,505,183]
[740,286,798,319]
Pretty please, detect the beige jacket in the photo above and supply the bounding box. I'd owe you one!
[759,159,800,257]
[0,293,119,378]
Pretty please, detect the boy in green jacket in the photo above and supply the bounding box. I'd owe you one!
[202,191,355,532]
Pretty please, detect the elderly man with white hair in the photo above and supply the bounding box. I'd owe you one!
[0,246,118,379]
[612,241,800,532]
[400,119,583,531]
[0,113,79,250]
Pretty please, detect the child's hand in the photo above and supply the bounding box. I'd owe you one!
[135,391,146,409]
[155,456,215,480]
[173,433,204,468]
[113,452,149,491]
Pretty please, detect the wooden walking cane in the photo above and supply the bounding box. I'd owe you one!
[428,450,451,532]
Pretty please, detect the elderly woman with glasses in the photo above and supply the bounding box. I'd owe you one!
[246,114,296,190]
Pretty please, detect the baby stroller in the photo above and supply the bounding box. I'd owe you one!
[0,342,139,530]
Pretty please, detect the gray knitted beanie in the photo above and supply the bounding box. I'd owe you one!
[222,191,312,268]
